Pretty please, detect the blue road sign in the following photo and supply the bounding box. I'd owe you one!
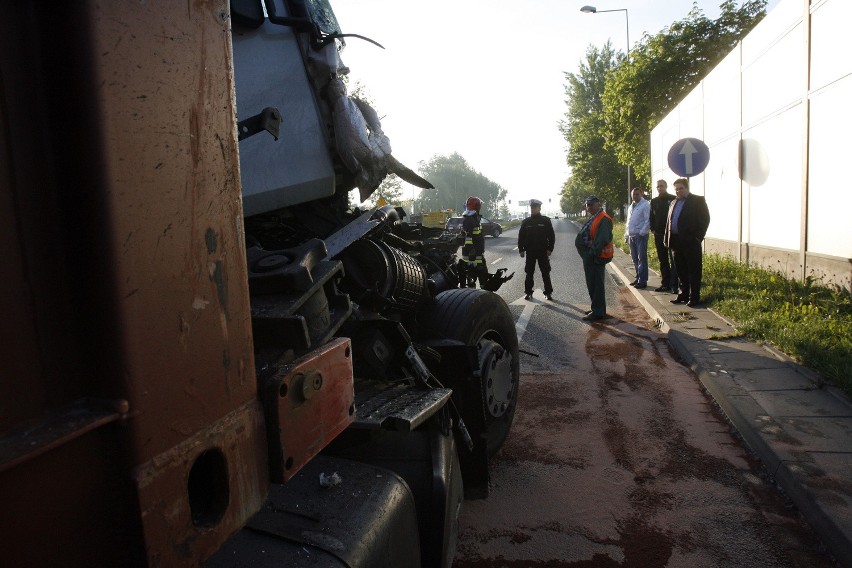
[667,137,710,178]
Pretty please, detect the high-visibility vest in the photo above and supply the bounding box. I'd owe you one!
[590,211,614,261]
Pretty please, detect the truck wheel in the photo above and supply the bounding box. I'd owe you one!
[419,288,519,457]
[492,227,501,238]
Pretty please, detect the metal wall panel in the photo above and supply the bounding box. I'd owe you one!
[742,105,804,250]
[810,0,852,91]
[807,78,852,258]
[703,47,742,147]
[741,21,803,128]
[704,136,742,243]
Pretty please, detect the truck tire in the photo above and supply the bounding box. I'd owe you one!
[419,288,519,457]
[492,227,501,238]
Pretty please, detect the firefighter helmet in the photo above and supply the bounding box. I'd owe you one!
[464,196,482,215]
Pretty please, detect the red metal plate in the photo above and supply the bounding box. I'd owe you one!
[266,338,355,482]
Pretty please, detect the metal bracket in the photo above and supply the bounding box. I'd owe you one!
[237,107,282,141]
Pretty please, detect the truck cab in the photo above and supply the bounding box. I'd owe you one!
[0,2,518,566]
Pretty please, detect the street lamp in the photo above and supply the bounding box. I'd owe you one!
[581,5,631,209]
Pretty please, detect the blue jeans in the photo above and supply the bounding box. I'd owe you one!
[628,234,649,285]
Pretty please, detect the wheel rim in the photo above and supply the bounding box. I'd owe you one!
[477,334,515,418]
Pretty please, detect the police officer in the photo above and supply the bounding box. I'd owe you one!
[460,196,488,288]
[518,199,555,300]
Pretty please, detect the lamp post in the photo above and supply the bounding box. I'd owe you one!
[580,5,631,209]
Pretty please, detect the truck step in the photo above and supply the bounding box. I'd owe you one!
[352,380,451,432]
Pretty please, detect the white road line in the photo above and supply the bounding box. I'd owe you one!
[509,294,537,343]
[491,257,503,264]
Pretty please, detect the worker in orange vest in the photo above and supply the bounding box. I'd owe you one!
[574,195,614,321]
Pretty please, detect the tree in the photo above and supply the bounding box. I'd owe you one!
[359,173,404,207]
[560,175,594,216]
[498,200,510,221]
[601,0,766,185]
[418,152,506,218]
[559,42,627,212]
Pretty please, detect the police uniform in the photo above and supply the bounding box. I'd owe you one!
[518,199,555,299]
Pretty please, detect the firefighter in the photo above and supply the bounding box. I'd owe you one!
[460,196,488,288]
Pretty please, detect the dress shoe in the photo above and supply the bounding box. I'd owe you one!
[524,294,532,300]
[545,294,554,301]
[634,283,647,289]
[629,281,638,287]
[585,310,593,316]
[686,299,701,308]
[654,285,670,292]
[671,296,688,304]
[582,313,607,321]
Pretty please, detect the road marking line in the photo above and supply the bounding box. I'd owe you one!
[509,295,536,343]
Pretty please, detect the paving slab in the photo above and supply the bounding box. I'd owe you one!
[728,367,818,391]
[751,389,852,418]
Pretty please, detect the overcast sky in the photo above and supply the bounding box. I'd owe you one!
[332,0,779,215]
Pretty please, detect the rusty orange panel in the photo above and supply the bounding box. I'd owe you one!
[262,338,356,482]
[90,3,256,458]
[134,401,268,567]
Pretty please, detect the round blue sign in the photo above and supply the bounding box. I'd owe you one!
[667,138,710,177]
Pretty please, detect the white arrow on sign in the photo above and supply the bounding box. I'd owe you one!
[680,139,697,175]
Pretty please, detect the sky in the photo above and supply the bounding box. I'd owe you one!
[331,0,779,216]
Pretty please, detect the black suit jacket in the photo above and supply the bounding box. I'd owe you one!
[665,193,710,248]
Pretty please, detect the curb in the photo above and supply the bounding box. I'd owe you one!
[607,251,851,567]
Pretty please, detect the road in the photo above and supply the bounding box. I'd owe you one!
[452,219,835,567]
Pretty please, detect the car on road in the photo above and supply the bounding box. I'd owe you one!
[445,216,503,237]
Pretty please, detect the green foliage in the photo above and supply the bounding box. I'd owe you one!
[498,201,511,220]
[600,1,767,186]
[701,255,852,396]
[418,152,506,219]
[560,175,592,215]
[560,42,627,212]
[359,173,404,207]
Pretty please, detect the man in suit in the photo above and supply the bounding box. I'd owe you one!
[665,178,710,307]
[650,180,677,292]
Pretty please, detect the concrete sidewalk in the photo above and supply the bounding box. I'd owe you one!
[608,247,852,567]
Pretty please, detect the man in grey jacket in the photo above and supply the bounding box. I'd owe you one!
[625,187,651,289]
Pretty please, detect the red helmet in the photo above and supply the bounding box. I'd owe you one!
[465,196,482,212]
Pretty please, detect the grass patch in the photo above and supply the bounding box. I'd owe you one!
[607,220,852,397]
[700,254,852,395]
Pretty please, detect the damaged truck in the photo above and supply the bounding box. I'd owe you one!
[0,1,518,566]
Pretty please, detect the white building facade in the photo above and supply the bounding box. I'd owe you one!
[651,0,851,290]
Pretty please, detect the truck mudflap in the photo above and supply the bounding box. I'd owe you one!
[204,455,421,568]
[323,425,464,568]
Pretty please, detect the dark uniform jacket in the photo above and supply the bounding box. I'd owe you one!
[518,214,555,253]
[650,193,676,234]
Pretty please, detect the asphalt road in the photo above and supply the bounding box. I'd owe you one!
[452,219,835,567]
